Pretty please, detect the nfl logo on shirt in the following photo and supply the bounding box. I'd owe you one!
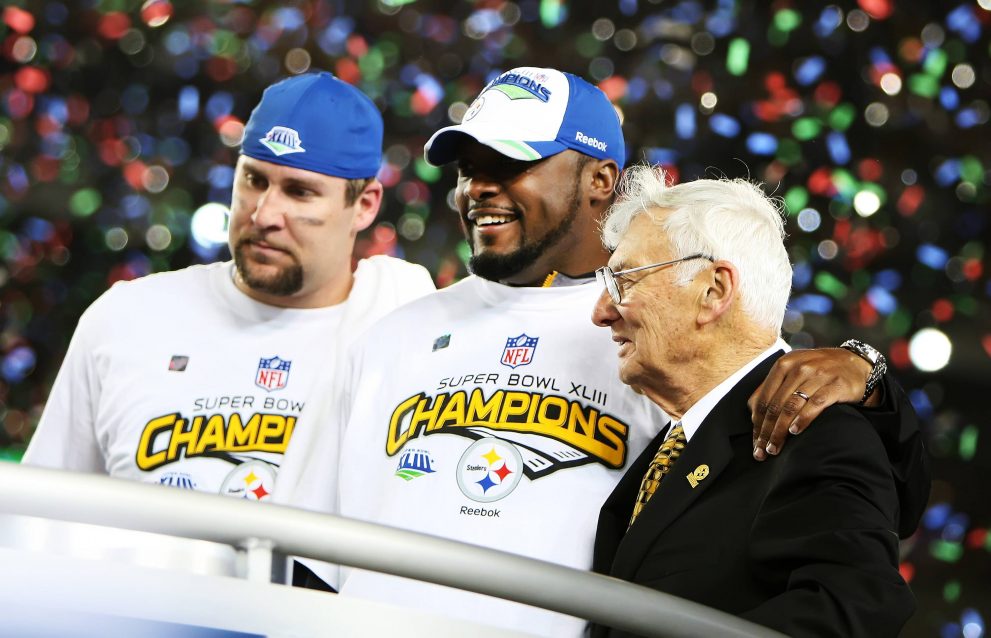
[501,334,538,369]
[255,356,291,392]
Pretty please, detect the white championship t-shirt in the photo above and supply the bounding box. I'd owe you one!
[324,276,669,636]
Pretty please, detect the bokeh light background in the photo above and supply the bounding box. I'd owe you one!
[1,1,989,635]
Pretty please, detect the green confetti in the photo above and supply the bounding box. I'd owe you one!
[814,272,848,299]
[960,156,984,183]
[959,425,978,461]
[456,240,472,265]
[69,188,102,217]
[766,25,788,47]
[413,158,442,183]
[828,104,857,131]
[359,48,386,80]
[953,295,978,316]
[576,33,603,58]
[792,117,822,141]
[726,38,750,76]
[932,541,964,563]
[776,139,802,165]
[943,580,962,602]
[773,8,802,32]
[908,74,939,98]
[539,0,566,28]
[784,186,808,214]
[831,169,858,200]
[210,30,240,57]
[923,48,948,77]
[885,309,912,337]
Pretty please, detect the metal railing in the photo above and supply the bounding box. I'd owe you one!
[0,463,781,638]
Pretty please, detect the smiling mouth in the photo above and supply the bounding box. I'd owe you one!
[467,208,519,228]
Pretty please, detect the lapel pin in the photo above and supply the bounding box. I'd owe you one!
[686,464,709,488]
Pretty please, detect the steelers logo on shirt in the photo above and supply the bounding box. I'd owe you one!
[221,460,277,501]
[456,438,524,503]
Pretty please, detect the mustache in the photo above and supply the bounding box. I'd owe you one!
[235,234,289,253]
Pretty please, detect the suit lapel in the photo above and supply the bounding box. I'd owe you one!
[609,352,784,579]
[594,422,670,573]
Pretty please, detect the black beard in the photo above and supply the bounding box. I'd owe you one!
[468,182,582,282]
[233,240,304,296]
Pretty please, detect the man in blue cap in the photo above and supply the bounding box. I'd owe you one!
[23,73,434,504]
[280,66,927,635]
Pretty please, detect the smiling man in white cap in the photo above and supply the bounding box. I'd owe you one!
[24,72,434,503]
[279,66,927,635]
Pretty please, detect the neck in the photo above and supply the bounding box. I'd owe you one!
[232,268,354,309]
[641,331,776,420]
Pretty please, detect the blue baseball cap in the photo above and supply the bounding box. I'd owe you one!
[425,67,625,169]
[241,72,383,179]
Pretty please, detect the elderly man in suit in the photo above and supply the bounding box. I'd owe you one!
[590,166,916,637]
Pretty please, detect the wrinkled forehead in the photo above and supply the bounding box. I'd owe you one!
[608,213,673,267]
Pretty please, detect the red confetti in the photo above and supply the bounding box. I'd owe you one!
[691,70,713,95]
[98,12,132,40]
[123,161,148,191]
[807,167,836,196]
[598,76,628,102]
[335,58,360,85]
[14,66,50,94]
[889,339,911,369]
[898,562,914,583]
[932,299,954,323]
[857,158,883,182]
[852,296,880,327]
[411,88,439,116]
[858,0,894,20]
[346,34,368,58]
[3,6,35,34]
[897,185,924,216]
[140,0,173,27]
[30,156,59,182]
[966,528,987,549]
[982,335,991,358]
[963,259,983,281]
[205,56,237,82]
[4,88,34,119]
[813,81,842,106]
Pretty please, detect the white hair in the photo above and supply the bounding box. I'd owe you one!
[601,164,792,332]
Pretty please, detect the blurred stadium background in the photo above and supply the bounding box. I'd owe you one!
[0,0,988,636]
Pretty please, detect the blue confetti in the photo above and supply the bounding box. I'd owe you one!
[746,132,778,155]
[866,286,897,315]
[789,293,833,314]
[709,113,740,137]
[675,103,696,139]
[917,243,949,269]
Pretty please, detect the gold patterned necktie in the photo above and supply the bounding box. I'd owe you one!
[628,423,687,529]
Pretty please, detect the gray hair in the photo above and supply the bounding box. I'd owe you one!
[601,165,792,332]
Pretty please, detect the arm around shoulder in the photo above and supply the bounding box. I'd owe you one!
[742,406,916,637]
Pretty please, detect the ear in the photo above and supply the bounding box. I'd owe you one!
[697,260,738,326]
[587,159,620,206]
[350,179,383,234]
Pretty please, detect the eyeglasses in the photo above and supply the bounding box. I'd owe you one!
[595,253,715,304]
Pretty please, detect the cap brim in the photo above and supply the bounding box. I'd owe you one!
[424,127,568,166]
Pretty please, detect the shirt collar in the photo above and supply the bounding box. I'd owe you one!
[678,338,789,442]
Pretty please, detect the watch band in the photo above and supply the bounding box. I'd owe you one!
[840,339,887,405]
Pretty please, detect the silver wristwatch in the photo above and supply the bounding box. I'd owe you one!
[840,339,887,405]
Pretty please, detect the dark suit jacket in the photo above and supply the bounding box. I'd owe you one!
[592,353,916,638]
